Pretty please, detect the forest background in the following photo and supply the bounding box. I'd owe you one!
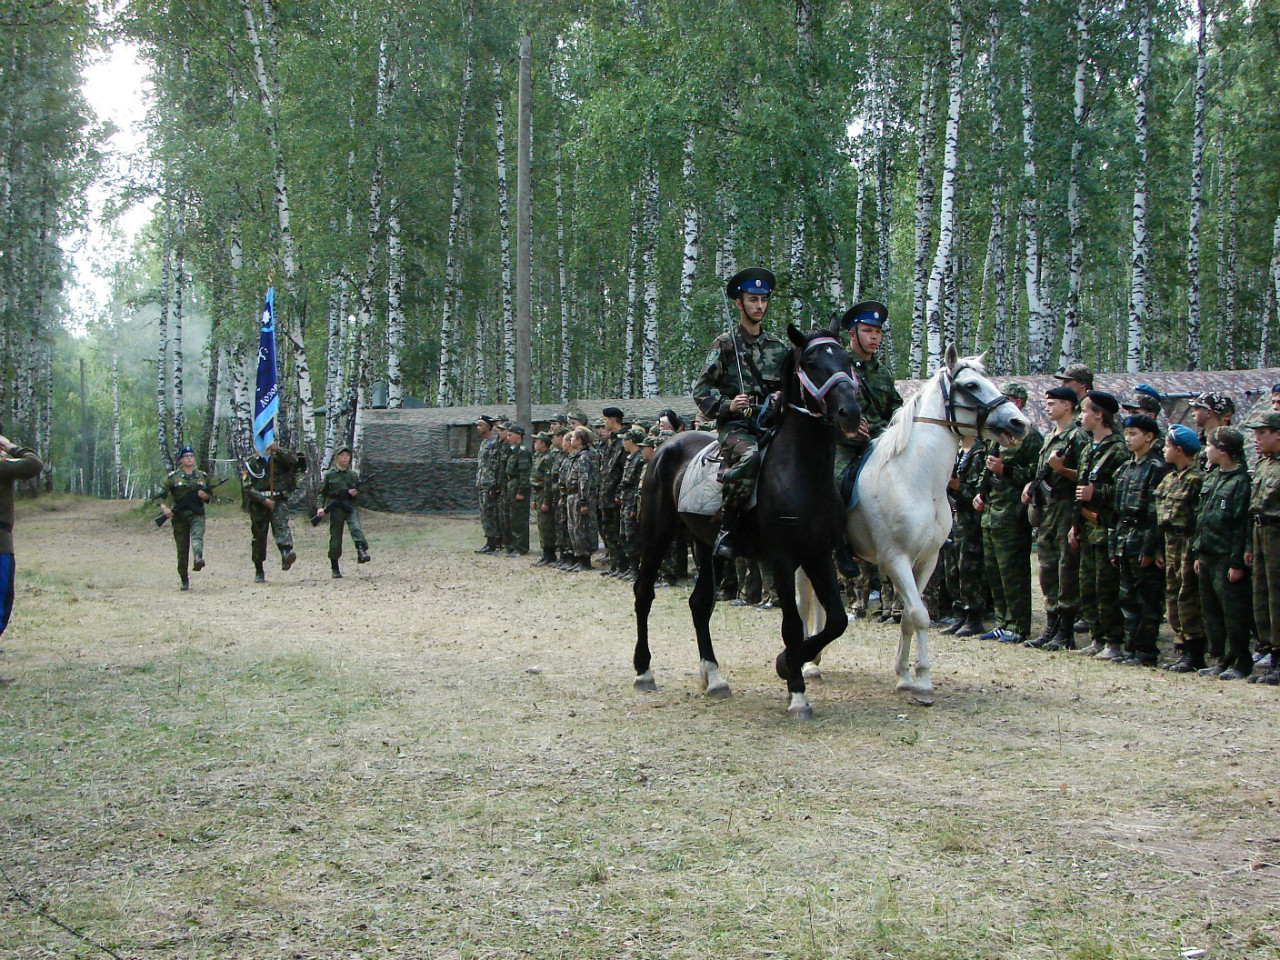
[3,0,1279,498]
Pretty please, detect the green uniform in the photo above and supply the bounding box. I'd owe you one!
[691,325,788,512]
[618,449,646,573]
[1249,452,1280,660]
[163,467,211,584]
[1109,447,1172,660]
[598,433,627,569]
[504,442,532,554]
[1033,422,1088,624]
[564,448,598,558]
[943,440,988,616]
[243,449,298,567]
[834,352,904,487]
[531,449,557,561]
[318,467,366,562]
[980,425,1043,638]
[476,435,504,545]
[1076,432,1126,649]
[555,448,574,562]
[1192,464,1253,673]
[1152,461,1206,661]
[493,442,512,549]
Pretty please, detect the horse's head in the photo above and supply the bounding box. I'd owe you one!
[941,343,1030,445]
[784,318,862,436]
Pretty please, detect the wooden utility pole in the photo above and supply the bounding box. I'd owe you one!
[516,35,532,432]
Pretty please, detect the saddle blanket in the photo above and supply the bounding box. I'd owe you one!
[676,444,723,516]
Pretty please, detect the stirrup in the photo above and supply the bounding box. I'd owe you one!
[713,527,736,561]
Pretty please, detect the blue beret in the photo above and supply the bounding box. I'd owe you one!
[177,446,194,458]
[1122,414,1159,435]
[1134,383,1161,400]
[840,300,889,330]
[1166,424,1200,453]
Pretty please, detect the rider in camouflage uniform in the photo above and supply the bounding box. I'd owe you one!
[691,267,788,561]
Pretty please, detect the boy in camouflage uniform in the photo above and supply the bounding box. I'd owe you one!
[1153,425,1207,671]
[243,442,300,582]
[159,445,213,590]
[1071,392,1127,659]
[554,428,576,569]
[1193,427,1253,679]
[503,425,532,556]
[1245,410,1280,684]
[1108,415,1172,666]
[597,408,628,574]
[474,416,504,553]
[973,383,1042,644]
[564,427,598,571]
[616,426,647,580]
[492,424,513,552]
[941,434,988,636]
[316,445,370,578]
[530,432,557,566]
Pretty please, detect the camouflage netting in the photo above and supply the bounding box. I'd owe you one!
[359,397,699,513]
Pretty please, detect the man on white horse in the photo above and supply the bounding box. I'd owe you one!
[692,267,788,561]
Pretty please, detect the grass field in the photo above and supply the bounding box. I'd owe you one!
[1,496,1277,959]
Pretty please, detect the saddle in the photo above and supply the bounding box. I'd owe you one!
[840,437,879,511]
[676,441,767,517]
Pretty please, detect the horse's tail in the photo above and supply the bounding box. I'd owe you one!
[795,569,826,636]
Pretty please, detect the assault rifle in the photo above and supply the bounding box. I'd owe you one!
[310,474,373,526]
[155,476,229,527]
[1025,461,1056,527]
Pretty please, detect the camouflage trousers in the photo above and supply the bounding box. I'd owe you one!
[732,557,776,604]
[506,490,529,553]
[249,503,293,565]
[326,506,366,561]
[598,504,623,568]
[943,514,985,612]
[1199,552,1253,673]
[1036,500,1079,618]
[1116,553,1163,659]
[1252,522,1280,656]
[536,500,557,557]
[1160,531,1204,656]
[982,520,1033,637]
[567,493,598,557]
[479,486,502,542]
[556,492,571,558]
[717,424,761,513]
[1078,534,1122,646]
[619,497,640,570]
[171,514,205,581]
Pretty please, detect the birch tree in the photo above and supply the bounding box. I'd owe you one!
[1126,0,1152,373]
[495,58,515,402]
[924,0,962,375]
[1058,0,1088,370]
[1020,0,1052,373]
[436,42,473,405]
[910,56,937,376]
[640,158,660,396]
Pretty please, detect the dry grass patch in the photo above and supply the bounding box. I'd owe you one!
[0,498,1277,959]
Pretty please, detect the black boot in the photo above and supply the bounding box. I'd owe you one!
[192,554,205,572]
[1042,609,1079,651]
[254,562,266,583]
[331,559,343,579]
[180,578,190,591]
[356,541,371,564]
[280,544,297,571]
[713,510,740,561]
[953,612,985,637]
[1026,611,1061,648]
[475,539,496,554]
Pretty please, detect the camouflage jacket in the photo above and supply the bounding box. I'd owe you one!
[564,449,595,500]
[619,450,646,512]
[164,467,212,517]
[949,439,987,517]
[837,351,904,458]
[318,467,360,507]
[1036,422,1088,503]
[493,442,511,491]
[980,426,1043,529]
[244,449,299,506]
[1076,432,1126,545]
[1108,448,1172,558]
[555,447,573,497]
[0,445,43,554]
[692,325,788,427]
[599,434,627,502]
[1250,453,1280,520]
[1153,461,1204,542]
[476,435,503,489]
[1192,464,1251,566]
[531,451,554,508]
[504,444,532,497]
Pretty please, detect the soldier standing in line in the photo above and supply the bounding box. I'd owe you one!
[972,383,1042,645]
[492,423,514,553]
[243,442,300,583]
[691,267,788,561]
[1189,393,1235,471]
[616,426,647,581]
[597,407,628,575]
[941,433,988,637]
[474,416,503,553]
[1193,426,1254,679]
[1023,386,1088,650]
[159,445,213,591]
[1108,415,1172,666]
[564,426,598,571]
[316,445,370,579]
[1120,384,1166,437]
[1,433,44,683]
[554,426,576,569]
[1051,362,1093,407]
[1070,392,1127,659]
[1153,424,1207,672]
[503,424,532,556]
[1244,410,1280,684]
[530,432,557,566]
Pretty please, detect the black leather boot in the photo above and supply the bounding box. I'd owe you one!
[331,559,343,579]
[713,509,740,561]
[280,544,297,571]
[254,562,266,583]
[953,612,985,637]
[1026,611,1061,648]
[356,541,371,564]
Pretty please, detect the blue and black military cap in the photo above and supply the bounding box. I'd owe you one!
[1167,423,1201,454]
[177,445,194,458]
[840,300,888,331]
[725,267,775,300]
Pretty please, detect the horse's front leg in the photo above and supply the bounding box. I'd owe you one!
[772,561,820,719]
[690,540,729,699]
[885,555,935,705]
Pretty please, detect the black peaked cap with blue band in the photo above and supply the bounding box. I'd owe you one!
[725,267,776,300]
[840,300,888,331]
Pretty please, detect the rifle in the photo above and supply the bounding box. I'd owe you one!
[1026,461,1056,527]
[155,476,229,527]
[311,474,373,526]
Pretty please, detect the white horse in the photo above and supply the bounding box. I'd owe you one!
[798,345,1031,704]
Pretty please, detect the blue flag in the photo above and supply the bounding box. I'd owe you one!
[252,287,278,455]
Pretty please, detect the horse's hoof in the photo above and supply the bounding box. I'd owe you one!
[705,683,731,700]
[802,664,822,682]
[912,693,935,707]
[633,671,657,692]
[788,703,814,721]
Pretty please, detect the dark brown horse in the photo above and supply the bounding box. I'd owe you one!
[632,320,862,718]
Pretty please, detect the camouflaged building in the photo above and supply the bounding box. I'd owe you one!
[358,397,699,513]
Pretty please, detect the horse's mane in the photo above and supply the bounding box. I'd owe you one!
[868,353,988,474]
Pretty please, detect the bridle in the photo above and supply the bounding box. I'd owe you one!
[792,336,859,419]
[913,367,1013,438]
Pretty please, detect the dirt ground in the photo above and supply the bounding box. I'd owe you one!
[1,496,1278,959]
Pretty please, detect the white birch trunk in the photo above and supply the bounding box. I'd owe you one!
[641,160,660,397]
[436,48,473,406]
[987,0,1009,370]
[852,163,865,302]
[1222,164,1239,366]
[911,57,937,376]
[494,60,515,403]
[171,196,185,451]
[790,213,806,324]
[112,348,123,498]
[1020,0,1052,372]
[679,123,699,380]
[554,107,570,405]
[1185,0,1206,370]
[924,0,962,375]
[1127,0,1150,373]
[624,186,639,399]
[1059,0,1087,371]
[156,200,171,468]
[1268,196,1280,367]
